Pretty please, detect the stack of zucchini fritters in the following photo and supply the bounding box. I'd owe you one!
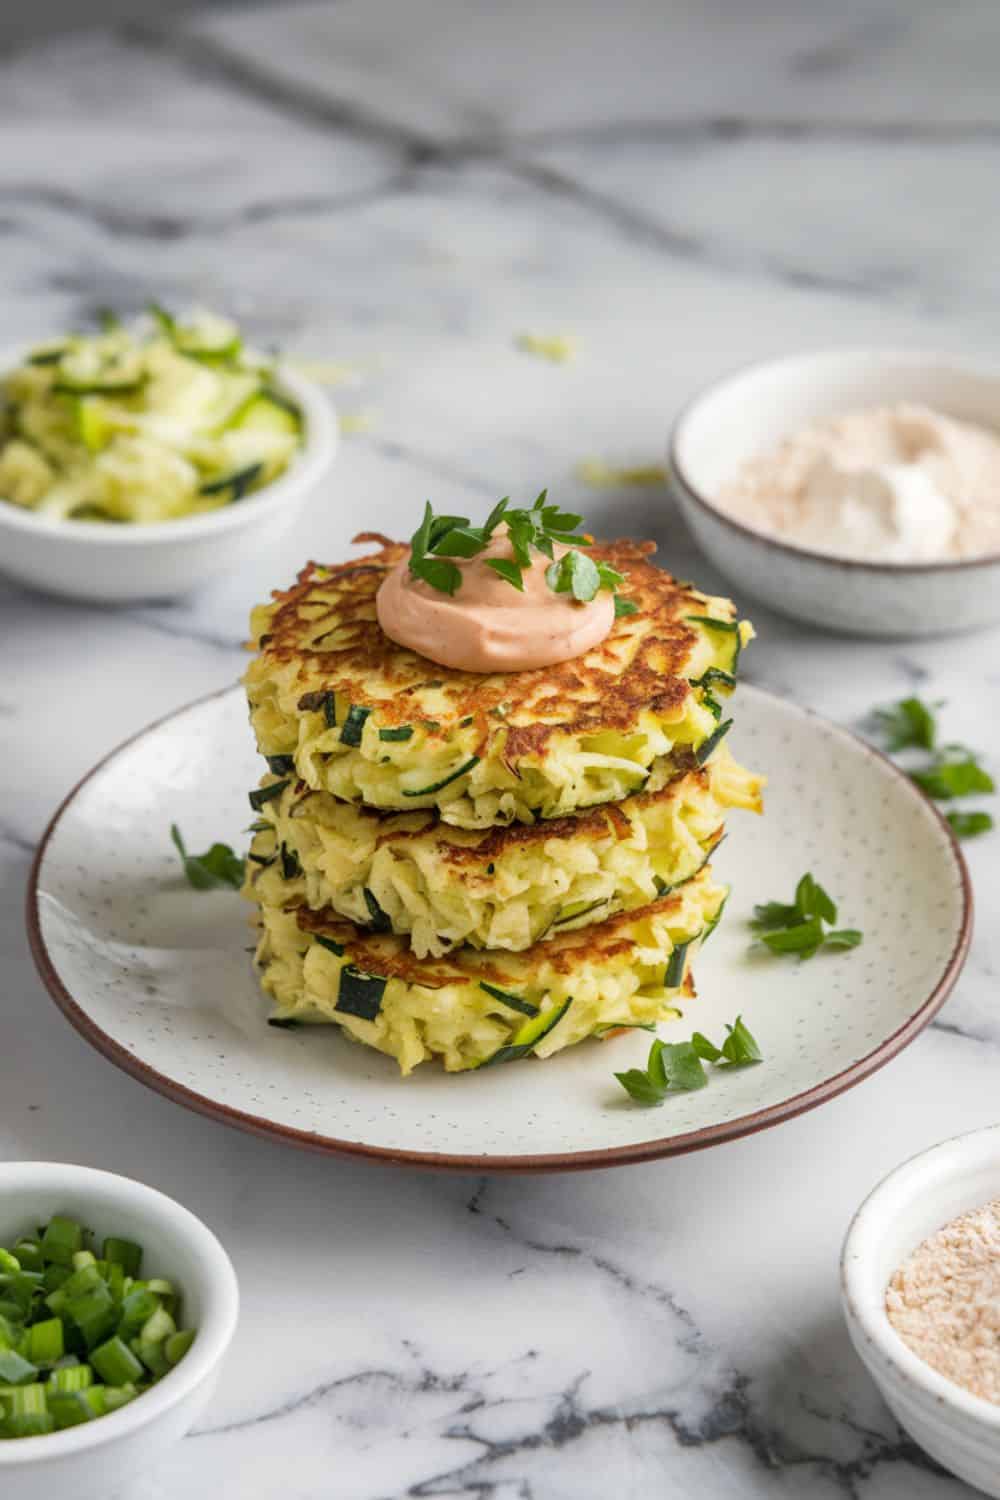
[242,536,763,1074]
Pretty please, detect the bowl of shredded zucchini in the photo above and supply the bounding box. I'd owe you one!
[0,306,337,602]
[0,1162,238,1499]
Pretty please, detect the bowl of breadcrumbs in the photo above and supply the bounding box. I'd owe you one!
[841,1125,1000,1497]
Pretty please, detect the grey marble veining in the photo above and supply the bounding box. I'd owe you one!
[1,3,999,1496]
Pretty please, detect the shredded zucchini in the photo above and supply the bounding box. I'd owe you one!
[0,307,304,524]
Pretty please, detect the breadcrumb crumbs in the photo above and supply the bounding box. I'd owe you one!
[886,1197,1000,1405]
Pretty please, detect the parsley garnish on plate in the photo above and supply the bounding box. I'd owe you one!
[750,873,862,959]
[945,810,994,839]
[870,696,994,838]
[615,1016,762,1106]
[910,747,995,800]
[170,824,244,891]
[407,493,636,612]
[872,695,938,751]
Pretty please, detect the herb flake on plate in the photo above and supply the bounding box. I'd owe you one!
[615,1016,762,1106]
[170,824,243,891]
[751,873,862,959]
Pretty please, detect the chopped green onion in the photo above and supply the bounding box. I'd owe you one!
[40,1217,84,1268]
[80,1386,108,1418]
[41,1264,69,1294]
[66,1283,116,1350]
[378,725,413,742]
[4,1272,42,1313]
[103,1384,138,1413]
[133,1339,170,1378]
[59,1263,103,1302]
[90,1336,144,1387]
[139,1306,175,1345]
[12,1242,43,1274]
[165,1329,195,1366]
[103,1261,126,1302]
[0,1216,196,1441]
[118,1289,158,1336]
[27,1319,64,1365]
[49,1390,95,1429]
[48,1364,93,1393]
[0,1351,38,1386]
[2,1411,55,1437]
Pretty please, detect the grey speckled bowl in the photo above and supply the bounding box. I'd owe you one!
[669,349,1000,638]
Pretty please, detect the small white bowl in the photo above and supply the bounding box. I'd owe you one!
[0,359,337,603]
[0,1162,238,1499]
[841,1126,1000,1496]
[669,349,1000,637]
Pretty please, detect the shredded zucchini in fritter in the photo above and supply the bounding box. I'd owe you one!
[245,746,762,955]
[253,869,727,1074]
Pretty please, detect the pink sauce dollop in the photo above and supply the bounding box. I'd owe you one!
[376,537,615,673]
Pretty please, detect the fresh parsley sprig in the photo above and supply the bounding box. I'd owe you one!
[615,1016,762,1106]
[945,810,994,839]
[407,493,638,612]
[872,695,938,752]
[871,696,994,838]
[751,873,862,959]
[910,746,995,800]
[171,824,244,891]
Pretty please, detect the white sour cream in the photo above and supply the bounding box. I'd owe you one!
[791,453,958,562]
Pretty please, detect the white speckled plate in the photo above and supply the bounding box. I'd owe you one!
[28,684,970,1172]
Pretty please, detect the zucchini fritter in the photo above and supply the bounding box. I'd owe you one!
[253,868,727,1074]
[245,535,752,827]
[245,746,762,955]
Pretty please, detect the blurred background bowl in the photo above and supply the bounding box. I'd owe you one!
[0,359,337,605]
[669,349,1000,637]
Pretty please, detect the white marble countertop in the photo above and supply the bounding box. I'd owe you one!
[2,3,1000,1494]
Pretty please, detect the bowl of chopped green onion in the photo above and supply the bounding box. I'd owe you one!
[0,1162,238,1497]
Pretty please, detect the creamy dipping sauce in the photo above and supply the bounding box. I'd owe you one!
[376,536,615,672]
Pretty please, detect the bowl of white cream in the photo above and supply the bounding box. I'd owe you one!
[669,350,1000,636]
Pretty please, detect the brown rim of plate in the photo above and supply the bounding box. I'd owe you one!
[668,349,1000,574]
[26,682,974,1175]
